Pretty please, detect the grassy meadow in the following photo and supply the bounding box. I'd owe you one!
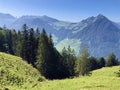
[0,52,120,90]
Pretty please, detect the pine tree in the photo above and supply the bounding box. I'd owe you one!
[36,29,53,79]
[11,30,17,54]
[106,53,119,67]
[28,28,36,66]
[75,46,91,76]
[6,30,14,54]
[61,46,76,77]
[98,57,105,68]
[35,27,40,51]
[0,29,7,52]
[21,24,29,62]
[89,56,98,70]
[36,29,66,79]
[15,31,22,56]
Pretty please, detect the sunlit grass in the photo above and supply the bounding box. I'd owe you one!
[0,52,120,90]
[0,52,45,90]
[39,66,120,90]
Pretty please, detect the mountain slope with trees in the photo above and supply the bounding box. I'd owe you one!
[0,13,119,59]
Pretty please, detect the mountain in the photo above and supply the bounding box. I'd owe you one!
[69,14,120,57]
[0,13,120,58]
[0,13,16,27]
[56,14,120,58]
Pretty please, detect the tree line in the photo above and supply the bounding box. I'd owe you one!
[0,24,119,79]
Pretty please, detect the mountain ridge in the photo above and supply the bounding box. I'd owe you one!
[0,12,120,59]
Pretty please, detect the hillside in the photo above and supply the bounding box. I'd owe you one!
[0,52,45,90]
[39,66,120,90]
[0,52,120,90]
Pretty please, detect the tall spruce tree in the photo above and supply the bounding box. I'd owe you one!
[98,57,105,68]
[21,24,29,62]
[6,30,14,54]
[61,46,76,77]
[36,29,65,79]
[11,30,17,54]
[28,28,36,66]
[0,29,7,52]
[15,31,22,56]
[36,29,54,79]
[89,56,98,70]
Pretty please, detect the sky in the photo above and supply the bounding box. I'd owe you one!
[0,0,120,22]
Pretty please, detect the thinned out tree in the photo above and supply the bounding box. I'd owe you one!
[106,53,119,67]
[75,46,91,76]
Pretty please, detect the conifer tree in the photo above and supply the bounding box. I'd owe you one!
[98,57,105,68]
[21,24,29,62]
[11,30,17,54]
[106,53,119,67]
[6,30,14,54]
[0,29,6,52]
[75,46,91,76]
[89,56,98,70]
[36,29,65,79]
[28,28,36,66]
[15,31,22,56]
[35,29,53,79]
[61,46,76,77]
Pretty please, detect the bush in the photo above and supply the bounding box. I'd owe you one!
[115,69,120,77]
[37,77,45,82]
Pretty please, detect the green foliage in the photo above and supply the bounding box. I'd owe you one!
[89,56,98,70]
[0,29,7,52]
[61,46,76,77]
[15,31,22,57]
[98,57,105,68]
[114,68,120,77]
[27,28,37,66]
[36,29,62,79]
[75,46,91,76]
[106,53,119,67]
[21,24,29,62]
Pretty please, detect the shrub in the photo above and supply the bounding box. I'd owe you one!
[115,69,120,77]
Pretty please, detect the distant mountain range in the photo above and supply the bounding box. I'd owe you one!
[1,13,120,59]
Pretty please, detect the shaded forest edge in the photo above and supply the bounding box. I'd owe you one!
[0,24,120,79]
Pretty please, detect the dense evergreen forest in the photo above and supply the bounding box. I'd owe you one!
[0,24,119,79]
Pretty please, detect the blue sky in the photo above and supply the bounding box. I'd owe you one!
[0,0,120,22]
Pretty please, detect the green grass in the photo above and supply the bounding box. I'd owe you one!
[0,52,45,90]
[39,66,120,90]
[0,52,120,90]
